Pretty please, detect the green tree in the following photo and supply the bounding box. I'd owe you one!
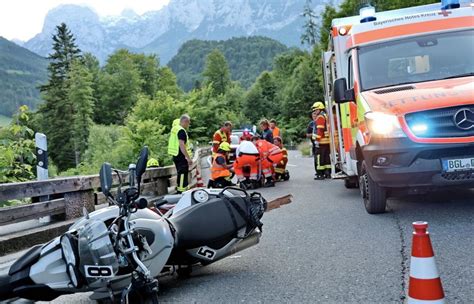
[301,0,319,47]
[243,71,277,122]
[132,53,160,98]
[39,23,82,93]
[67,60,94,166]
[95,49,143,124]
[157,67,182,97]
[83,52,100,106]
[38,23,82,171]
[0,106,36,183]
[202,49,231,96]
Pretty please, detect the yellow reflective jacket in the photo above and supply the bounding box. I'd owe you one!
[168,119,191,156]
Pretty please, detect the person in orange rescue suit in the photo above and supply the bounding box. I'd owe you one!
[306,102,331,180]
[273,136,288,181]
[270,119,281,139]
[212,121,232,155]
[234,139,260,188]
[240,129,252,142]
[252,136,283,187]
[209,142,234,188]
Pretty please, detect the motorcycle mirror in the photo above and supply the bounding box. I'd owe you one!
[136,146,149,186]
[136,197,148,209]
[100,163,113,197]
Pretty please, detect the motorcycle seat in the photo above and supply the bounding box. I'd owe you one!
[169,196,249,249]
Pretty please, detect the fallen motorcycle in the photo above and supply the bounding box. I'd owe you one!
[0,147,291,303]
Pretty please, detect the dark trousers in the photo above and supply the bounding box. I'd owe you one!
[173,157,189,193]
[313,144,331,176]
[210,177,234,188]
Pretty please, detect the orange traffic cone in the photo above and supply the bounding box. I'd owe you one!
[407,221,445,304]
[196,169,205,187]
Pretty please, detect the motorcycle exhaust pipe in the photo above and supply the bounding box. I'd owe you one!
[214,231,261,262]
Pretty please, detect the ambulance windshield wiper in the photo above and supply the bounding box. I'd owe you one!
[440,72,474,80]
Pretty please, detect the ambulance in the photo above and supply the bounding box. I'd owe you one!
[322,0,474,213]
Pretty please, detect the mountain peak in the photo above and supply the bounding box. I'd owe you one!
[120,8,139,19]
[25,0,338,63]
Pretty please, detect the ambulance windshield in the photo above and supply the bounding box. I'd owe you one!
[358,29,474,91]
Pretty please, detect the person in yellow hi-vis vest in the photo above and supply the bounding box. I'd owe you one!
[168,114,192,193]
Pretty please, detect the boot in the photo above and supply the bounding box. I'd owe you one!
[264,177,275,187]
[314,172,325,180]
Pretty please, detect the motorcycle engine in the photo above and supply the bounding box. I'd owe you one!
[77,219,119,284]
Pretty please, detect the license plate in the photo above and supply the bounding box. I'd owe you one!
[442,157,474,172]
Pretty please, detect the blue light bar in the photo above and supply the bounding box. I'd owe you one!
[360,5,377,23]
[441,0,460,9]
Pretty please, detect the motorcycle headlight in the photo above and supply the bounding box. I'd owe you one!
[365,112,406,138]
[60,234,78,266]
[67,263,80,288]
[61,234,82,288]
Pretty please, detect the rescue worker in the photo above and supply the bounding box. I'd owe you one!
[209,142,234,188]
[212,121,232,155]
[259,119,273,143]
[147,158,160,168]
[252,136,283,187]
[306,102,331,180]
[234,140,260,189]
[273,136,288,181]
[240,129,252,142]
[168,114,192,193]
[270,119,281,139]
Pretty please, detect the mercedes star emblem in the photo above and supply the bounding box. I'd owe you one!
[453,108,474,130]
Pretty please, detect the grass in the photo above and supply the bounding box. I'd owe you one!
[0,114,11,127]
[0,199,31,208]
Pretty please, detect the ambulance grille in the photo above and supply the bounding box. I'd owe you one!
[373,86,415,94]
[405,105,474,138]
[441,171,474,181]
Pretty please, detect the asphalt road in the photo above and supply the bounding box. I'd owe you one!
[2,151,473,303]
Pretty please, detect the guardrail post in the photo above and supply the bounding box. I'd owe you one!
[64,190,95,220]
[35,132,51,223]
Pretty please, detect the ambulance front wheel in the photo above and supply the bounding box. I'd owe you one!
[359,161,387,214]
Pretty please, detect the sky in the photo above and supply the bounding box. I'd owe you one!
[0,0,170,41]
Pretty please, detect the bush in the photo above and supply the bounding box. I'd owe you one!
[298,141,312,157]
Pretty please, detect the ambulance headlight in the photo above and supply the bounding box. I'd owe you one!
[365,112,406,138]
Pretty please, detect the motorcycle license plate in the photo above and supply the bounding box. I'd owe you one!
[442,157,474,172]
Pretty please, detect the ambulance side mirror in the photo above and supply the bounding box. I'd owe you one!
[334,78,355,104]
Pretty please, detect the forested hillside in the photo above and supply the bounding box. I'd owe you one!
[0,37,48,116]
[168,37,288,91]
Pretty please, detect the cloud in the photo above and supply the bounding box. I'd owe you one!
[0,0,170,41]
